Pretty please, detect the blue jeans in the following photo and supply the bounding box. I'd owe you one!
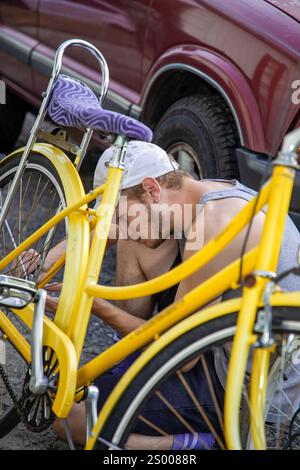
[94,349,224,435]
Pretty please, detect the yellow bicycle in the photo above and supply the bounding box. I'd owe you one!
[0,39,300,450]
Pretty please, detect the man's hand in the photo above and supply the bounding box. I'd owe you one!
[44,282,62,313]
[12,249,40,277]
[12,238,69,280]
[12,248,53,279]
[45,283,62,293]
[45,295,59,313]
[91,297,144,337]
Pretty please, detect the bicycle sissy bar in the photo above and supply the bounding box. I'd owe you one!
[0,38,109,233]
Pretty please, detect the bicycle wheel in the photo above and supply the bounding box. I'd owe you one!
[93,309,300,450]
[0,151,74,437]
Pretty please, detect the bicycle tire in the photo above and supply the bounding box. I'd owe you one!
[92,308,300,450]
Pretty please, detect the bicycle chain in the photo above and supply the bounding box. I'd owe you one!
[0,361,25,422]
[0,362,55,432]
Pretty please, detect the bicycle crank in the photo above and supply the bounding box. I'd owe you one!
[20,347,58,432]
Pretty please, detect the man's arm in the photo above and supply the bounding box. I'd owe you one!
[46,222,119,266]
[46,294,145,337]
[92,298,145,337]
[20,222,119,278]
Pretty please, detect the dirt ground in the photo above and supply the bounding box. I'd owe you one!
[0,113,116,450]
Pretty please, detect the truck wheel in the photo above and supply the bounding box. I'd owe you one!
[0,89,28,154]
[153,94,239,180]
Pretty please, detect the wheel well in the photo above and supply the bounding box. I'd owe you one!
[142,69,240,143]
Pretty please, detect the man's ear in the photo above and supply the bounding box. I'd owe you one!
[141,177,161,202]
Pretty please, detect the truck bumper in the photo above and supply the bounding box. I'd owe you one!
[236,147,300,229]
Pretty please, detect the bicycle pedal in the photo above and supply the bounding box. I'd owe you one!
[0,275,37,309]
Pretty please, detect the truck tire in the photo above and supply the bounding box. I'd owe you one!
[0,89,28,154]
[153,94,239,180]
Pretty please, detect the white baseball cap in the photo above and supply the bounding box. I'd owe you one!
[93,140,179,204]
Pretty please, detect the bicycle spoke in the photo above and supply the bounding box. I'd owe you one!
[35,206,62,280]
[94,316,300,450]
[10,171,29,238]
[0,211,28,278]
[17,176,22,247]
[5,228,64,280]
[176,369,225,449]
[155,390,196,433]
[275,336,287,448]
[6,241,46,277]
[138,415,169,437]
[137,415,211,450]
[21,172,32,207]
[200,354,224,433]
[0,168,66,283]
[18,175,49,238]
[157,390,217,450]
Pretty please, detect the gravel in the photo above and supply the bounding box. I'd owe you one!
[0,112,116,450]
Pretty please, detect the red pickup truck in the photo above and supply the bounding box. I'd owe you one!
[1,1,300,224]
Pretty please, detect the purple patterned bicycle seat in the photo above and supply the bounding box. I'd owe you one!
[48,75,152,142]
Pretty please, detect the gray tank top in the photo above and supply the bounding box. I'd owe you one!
[187,180,300,419]
[178,178,300,297]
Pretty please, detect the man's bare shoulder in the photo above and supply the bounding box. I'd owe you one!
[205,197,249,227]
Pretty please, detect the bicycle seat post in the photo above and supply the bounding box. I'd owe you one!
[108,135,129,170]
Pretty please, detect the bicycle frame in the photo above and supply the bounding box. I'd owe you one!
[0,138,299,449]
[85,289,300,450]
